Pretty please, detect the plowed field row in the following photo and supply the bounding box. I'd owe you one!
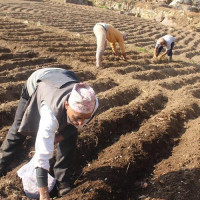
[0,0,199,63]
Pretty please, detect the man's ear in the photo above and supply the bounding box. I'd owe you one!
[65,101,69,109]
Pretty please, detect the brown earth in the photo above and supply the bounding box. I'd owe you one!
[0,0,200,200]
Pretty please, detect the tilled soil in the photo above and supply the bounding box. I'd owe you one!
[0,0,200,200]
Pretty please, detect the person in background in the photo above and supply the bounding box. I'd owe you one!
[93,22,127,68]
[0,68,98,200]
[154,35,175,62]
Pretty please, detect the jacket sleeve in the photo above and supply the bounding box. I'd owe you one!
[118,39,126,54]
[34,103,59,171]
[110,42,117,54]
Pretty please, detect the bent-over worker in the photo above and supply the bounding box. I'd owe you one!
[93,22,127,67]
[154,35,175,62]
[0,67,98,200]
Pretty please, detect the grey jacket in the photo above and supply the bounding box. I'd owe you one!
[18,69,79,135]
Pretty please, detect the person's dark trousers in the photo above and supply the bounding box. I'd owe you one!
[0,85,29,175]
[167,42,174,57]
[156,46,163,56]
[54,125,78,190]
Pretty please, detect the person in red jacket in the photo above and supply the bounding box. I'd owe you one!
[93,23,127,68]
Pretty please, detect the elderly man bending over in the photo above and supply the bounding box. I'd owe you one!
[93,22,127,68]
[154,35,175,62]
[0,68,98,200]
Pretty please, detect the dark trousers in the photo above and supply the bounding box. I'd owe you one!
[0,86,77,187]
[157,42,175,57]
[0,86,28,169]
[54,126,78,188]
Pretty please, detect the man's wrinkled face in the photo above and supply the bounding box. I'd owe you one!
[65,101,92,126]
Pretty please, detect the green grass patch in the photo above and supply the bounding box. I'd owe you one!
[135,46,152,53]
[118,3,122,9]
[98,5,109,9]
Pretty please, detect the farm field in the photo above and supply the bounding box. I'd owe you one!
[0,0,200,199]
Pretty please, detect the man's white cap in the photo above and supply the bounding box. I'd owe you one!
[158,37,165,44]
[68,83,96,114]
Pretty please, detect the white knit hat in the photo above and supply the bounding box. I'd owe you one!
[68,83,96,114]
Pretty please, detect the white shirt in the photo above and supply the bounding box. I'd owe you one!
[34,98,99,170]
[156,35,175,50]
[34,102,58,170]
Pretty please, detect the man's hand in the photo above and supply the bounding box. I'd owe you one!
[153,54,157,58]
[122,53,127,61]
[160,51,167,59]
[54,133,64,144]
[39,186,50,200]
[114,51,121,58]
